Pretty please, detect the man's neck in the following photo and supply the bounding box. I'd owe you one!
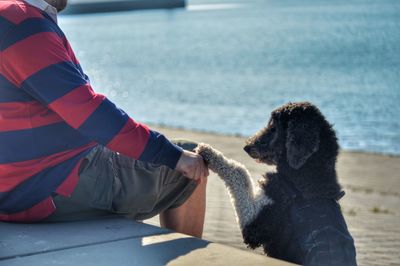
[24,0,58,23]
[44,0,67,12]
[43,0,56,9]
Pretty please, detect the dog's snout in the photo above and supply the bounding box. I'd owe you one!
[244,144,260,158]
[244,145,251,153]
[244,145,253,154]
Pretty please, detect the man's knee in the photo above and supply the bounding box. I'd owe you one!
[198,176,208,189]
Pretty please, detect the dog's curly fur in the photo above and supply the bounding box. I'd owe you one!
[245,101,342,199]
[196,102,356,265]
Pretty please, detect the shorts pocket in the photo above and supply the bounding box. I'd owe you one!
[110,157,161,215]
[77,148,115,211]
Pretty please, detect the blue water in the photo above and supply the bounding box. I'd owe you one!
[59,0,400,155]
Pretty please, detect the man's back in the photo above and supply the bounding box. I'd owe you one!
[0,0,183,222]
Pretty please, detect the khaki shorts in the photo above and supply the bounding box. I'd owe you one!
[44,140,198,222]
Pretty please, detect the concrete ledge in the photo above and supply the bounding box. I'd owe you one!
[0,218,296,265]
[0,217,169,260]
[63,0,186,14]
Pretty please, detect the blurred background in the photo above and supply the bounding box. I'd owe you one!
[60,0,400,156]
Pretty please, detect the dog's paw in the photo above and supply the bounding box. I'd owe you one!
[195,143,218,164]
[195,143,230,175]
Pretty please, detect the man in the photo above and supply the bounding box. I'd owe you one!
[0,0,209,238]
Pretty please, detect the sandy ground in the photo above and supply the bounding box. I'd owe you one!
[145,126,400,266]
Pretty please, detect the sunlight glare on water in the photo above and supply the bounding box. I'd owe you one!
[59,0,400,155]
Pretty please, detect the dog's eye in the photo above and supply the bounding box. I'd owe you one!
[270,127,276,133]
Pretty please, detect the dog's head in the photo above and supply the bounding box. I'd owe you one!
[244,102,338,170]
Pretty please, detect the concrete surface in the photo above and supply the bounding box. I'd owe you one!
[0,218,295,266]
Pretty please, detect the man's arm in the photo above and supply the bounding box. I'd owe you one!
[0,20,207,179]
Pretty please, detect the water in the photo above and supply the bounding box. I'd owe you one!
[59,0,400,155]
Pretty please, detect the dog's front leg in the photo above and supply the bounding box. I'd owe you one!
[196,143,272,230]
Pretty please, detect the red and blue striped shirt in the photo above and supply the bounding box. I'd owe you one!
[0,0,182,222]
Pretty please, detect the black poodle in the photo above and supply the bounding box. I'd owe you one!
[196,102,357,266]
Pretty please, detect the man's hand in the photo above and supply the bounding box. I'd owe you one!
[175,150,209,181]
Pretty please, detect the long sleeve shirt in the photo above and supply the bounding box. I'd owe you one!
[0,0,182,222]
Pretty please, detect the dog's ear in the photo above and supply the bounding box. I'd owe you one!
[286,119,320,169]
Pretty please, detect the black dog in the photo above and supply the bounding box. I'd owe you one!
[197,102,357,266]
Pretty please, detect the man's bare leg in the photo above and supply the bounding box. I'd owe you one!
[159,177,207,238]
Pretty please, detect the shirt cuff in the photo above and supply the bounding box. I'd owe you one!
[158,140,183,169]
[139,130,183,169]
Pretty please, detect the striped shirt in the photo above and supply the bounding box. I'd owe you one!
[0,0,182,222]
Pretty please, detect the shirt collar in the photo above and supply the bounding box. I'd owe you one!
[24,0,58,24]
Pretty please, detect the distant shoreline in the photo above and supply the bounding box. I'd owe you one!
[63,0,185,14]
[149,123,400,158]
